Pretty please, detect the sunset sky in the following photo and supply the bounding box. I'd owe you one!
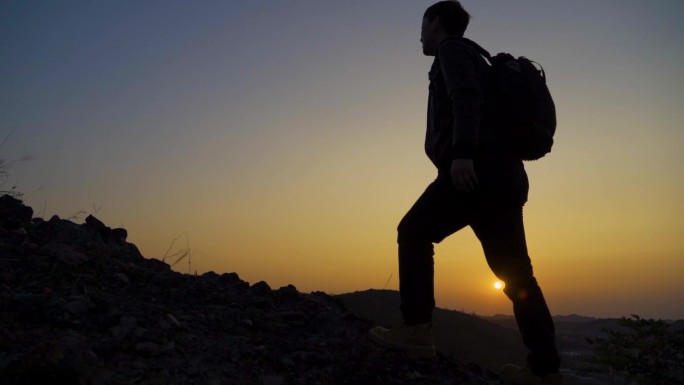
[3,0,683,319]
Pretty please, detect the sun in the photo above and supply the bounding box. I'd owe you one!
[494,281,504,290]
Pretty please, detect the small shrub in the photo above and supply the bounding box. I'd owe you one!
[589,315,684,385]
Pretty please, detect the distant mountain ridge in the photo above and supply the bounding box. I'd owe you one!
[483,313,684,336]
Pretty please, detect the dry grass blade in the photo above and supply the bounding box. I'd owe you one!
[383,273,393,290]
[171,251,188,267]
[68,210,87,221]
[164,250,185,259]
[0,130,13,149]
[162,235,182,263]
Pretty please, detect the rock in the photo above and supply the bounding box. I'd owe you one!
[249,280,271,294]
[261,374,284,385]
[220,272,248,290]
[40,242,90,265]
[268,310,306,326]
[166,313,182,327]
[111,228,128,243]
[247,296,273,309]
[0,195,33,230]
[152,270,178,285]
[201,271,220,281]
[85,215,109,235]
[19,239,38,254]
[276,284,298,295]
[113,272,130,284]
[33,216,89,247]
[281,356,295,367]
[62,299,91,315]
[85,240,113,258]
[109,316,138,340]
[157,318,172,330]
[205,291,237,304]
[145,258,171,272]
[135,341,161,356]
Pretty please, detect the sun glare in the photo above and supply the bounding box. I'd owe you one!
[494,281,504,290]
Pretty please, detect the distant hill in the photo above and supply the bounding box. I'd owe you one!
[335,289,527,371]
[482,313,624,353]
[483,314,620,337]
[672,320,684,331]
[554,314,599,324]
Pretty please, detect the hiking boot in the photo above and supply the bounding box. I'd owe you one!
[500,364,564,385]
[368,322,436,359]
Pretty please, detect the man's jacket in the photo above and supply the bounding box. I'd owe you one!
[425,37,494,169]
[426,37,528,207]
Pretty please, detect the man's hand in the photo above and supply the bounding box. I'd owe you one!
[451,159,478,193]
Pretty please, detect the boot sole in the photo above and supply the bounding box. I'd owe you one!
[368,331,437,359]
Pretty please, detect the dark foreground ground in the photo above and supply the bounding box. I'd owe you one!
[0,195,501,385]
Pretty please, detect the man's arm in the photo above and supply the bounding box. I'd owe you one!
[437,39,484,192]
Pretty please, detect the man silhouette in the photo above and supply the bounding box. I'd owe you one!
[369,2,563,384]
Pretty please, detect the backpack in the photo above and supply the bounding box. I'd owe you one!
[465,39,557,161]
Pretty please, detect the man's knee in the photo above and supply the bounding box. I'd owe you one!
[503,276,543,304]
[397,215,428,245]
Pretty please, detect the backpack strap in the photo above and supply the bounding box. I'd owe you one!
[439,37,494,66]
[459,38,493,64]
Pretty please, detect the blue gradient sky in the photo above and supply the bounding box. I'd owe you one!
[3,1,683,319]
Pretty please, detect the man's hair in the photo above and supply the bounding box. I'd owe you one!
[424,1,470,37]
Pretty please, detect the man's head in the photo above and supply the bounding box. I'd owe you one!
[421,1,470,56]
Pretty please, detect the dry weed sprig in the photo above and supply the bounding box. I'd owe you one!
[383,273,393,290]
[162,232,196,274]
[1,130,32,198]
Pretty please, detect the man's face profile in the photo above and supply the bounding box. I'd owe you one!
[420,16,439,56]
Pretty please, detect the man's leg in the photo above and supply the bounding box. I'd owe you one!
[396,176,471,325]
[369,176,471,358]
[471,206,560,376]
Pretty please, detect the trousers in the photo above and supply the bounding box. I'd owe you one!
[397,163,561,375]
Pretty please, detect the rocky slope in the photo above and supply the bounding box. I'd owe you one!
[0,195,500,385]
